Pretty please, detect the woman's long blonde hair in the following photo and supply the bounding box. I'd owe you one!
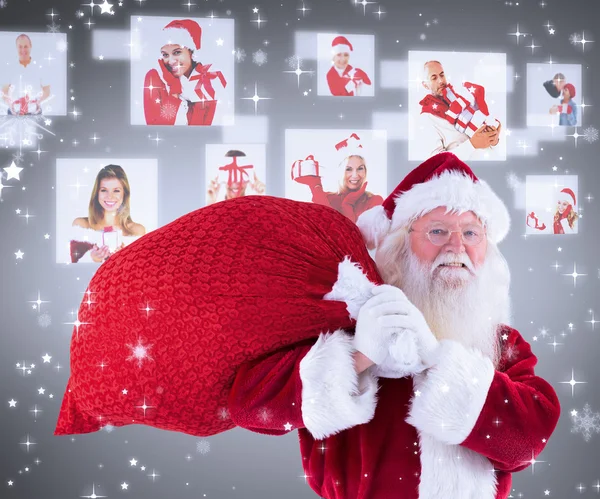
[88,164,136,235]
[554,206,578,229]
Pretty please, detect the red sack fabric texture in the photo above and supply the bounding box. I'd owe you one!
[55,196,382,437]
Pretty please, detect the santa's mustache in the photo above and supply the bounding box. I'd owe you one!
[430,252,475,274]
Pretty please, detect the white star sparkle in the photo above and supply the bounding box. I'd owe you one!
[508,24,528,44]
[242,82,271,114]
[80,483,107,498]
[283,58,314,87]
[563,262,586,287]
[28,291,50,312]
[4,161,23,180]
[135,397,155,417]
[98,0,113,14]
[560,369,587,397]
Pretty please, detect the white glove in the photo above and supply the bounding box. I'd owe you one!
[353,284,411,364]
[371,329,427,378]
[387,297,439,369]
[179,76,202,103]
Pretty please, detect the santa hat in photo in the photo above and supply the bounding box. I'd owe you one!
[162,19,202,61]
[335,132,366,166]
[356,152,511,247]
[558,187,576,207]
[331,35,353,55]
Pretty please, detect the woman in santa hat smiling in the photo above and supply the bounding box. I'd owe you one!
[294,133,383,223]
[326,35,372,97]
[553,187,578,234]
[143,19,227,126]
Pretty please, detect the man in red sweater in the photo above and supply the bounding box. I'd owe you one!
[229,152,561,499]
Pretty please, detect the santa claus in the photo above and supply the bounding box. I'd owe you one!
[229,152,560,499]
[326,36,372,97]
[143,19,227,126]
[416,60,501,161]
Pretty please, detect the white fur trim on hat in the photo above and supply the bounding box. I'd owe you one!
[162,27,201,61]
[558,190,576,206]
[332,44,352,55]
[356,204,391,249]
[391,170,510,244]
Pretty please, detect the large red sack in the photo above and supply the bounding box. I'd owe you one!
[55,196,382,437]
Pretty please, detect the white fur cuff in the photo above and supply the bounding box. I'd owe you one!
[406,339,494,445]
[323,256,376,320]
[299,330,378,440]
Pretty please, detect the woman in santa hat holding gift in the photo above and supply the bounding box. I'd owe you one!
[294,133,383,223]
[553,187,578,234]
[143,19,227,126]
[549,82,577,127]
[326,36,372,97]
[70,165,146,263]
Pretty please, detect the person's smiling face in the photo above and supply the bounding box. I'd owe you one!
[97,178,124,213]
[161,44,193,77]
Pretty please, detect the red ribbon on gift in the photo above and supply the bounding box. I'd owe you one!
[526,212,546,231]
[189,64,227,101]
[219,157,254,185]
[10,96,40,115]
[291,155,321,180]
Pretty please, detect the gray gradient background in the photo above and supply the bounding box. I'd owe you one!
[1,0,599,497]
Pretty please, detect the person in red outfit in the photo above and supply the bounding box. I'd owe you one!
[326,36,372,97]
[229,152,561,499]
[143,19,226,126]
[295,133,383,223]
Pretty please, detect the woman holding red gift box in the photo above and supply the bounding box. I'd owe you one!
[70,165,146,263]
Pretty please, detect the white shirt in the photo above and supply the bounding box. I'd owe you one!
[4,59,49,100]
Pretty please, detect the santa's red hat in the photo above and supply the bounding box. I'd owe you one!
[558,187,576,206]
[356,152,510,246]
[331,36,353,55]
[162,19,202,61]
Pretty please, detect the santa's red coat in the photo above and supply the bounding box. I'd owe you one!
[229,326,561,499]
[326,65,372,96]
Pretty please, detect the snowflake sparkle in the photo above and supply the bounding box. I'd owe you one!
[233,48,246,62]
[126,338,154,368]
[252,49,267,66]
[569,32,581,45]
[38,313,52,328]
[160,101,178,121]
[196,439,211,455]
[584,126,598,143]
[571,404,600,442]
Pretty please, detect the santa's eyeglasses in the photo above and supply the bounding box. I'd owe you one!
[408,224,486,246]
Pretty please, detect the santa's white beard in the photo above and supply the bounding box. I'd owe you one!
[375,230,511,367]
